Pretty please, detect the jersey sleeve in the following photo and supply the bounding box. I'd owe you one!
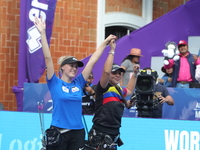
[122,87,128,97]
[46,73,59,90]
[162,86,170,97]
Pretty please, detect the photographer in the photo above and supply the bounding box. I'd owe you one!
[135,67,174,118]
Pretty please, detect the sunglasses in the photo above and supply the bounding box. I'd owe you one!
[88,76,93,79]
[178,44,187,48]
[112,71,122,75]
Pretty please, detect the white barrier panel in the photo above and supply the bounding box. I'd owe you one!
[0,111,199,150]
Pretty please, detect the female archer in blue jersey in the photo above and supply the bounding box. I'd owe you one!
[34,16,117,150]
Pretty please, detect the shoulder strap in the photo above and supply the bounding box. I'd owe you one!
[115,85,129,108]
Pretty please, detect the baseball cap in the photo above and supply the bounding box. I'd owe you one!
[111,63,125,73]
[178,40,188,47]
[61,57,84,67]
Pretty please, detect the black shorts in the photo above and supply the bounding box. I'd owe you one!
[47,128,85,150]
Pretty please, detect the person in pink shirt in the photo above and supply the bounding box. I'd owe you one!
[164,40,200,88]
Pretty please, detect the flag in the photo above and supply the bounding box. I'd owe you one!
[25,0,57,83]
[13,0,57,111]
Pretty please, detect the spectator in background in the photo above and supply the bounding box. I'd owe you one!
[120,48,142,86]
[82,72,96,115]
[164,40,200,88]
[158,60,173,87]
[195,50,200,83]
[195,64,200,83]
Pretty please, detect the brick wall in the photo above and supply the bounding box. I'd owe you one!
[153,0,189,20]
[0,0,20,111]
[0,0,187,111]
[39,0,98,83]
[106,0,142,16]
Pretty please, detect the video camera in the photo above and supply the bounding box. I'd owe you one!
[131,69,160,117]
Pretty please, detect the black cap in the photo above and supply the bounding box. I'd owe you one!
[111,63,125,72]
[61,57,84,67]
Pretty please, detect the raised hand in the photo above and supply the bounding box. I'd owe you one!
[133,64,140,75]
[105,34,117,45]
[109,39,116,50]
[34,16,46,34]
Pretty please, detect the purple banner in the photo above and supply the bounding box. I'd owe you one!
[13,0,57,111]
[25,0,57,83]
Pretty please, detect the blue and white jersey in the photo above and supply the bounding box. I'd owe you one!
[47,73,86,129]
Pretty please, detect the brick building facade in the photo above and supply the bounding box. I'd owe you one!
[0,0,188,111]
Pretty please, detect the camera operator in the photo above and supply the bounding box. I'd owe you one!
[137,67,174,118]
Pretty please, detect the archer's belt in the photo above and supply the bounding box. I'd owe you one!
[177,81,192,84]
